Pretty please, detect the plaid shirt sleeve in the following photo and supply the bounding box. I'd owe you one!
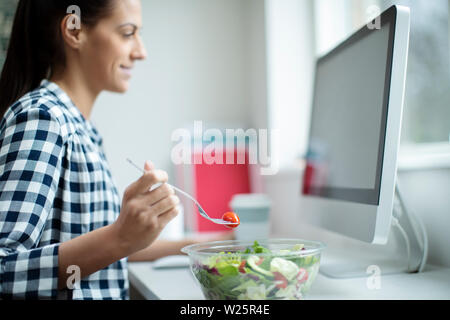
[0,106,65,299]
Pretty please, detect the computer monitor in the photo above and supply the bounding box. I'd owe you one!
[301,5,410,245]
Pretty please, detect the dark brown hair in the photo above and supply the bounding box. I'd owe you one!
[0,0,115,116]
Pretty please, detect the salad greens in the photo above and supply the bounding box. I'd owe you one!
[192,241,320,300]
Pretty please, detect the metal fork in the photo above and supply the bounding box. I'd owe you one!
[126,159,238,225]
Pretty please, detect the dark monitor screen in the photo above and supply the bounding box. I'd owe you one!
[303,8,397,205]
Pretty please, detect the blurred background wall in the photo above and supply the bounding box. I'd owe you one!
[92,0,268,196]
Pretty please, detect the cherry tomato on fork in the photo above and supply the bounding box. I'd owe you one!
[222,211,240,229]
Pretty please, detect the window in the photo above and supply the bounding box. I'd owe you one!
[382,0,450,145]
[315,0,449,145]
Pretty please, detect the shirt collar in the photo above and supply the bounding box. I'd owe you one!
[40,79,103,146]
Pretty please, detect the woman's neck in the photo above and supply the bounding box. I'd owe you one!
[50,67,100,121]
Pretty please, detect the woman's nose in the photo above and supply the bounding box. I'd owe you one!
[132,36,147,61]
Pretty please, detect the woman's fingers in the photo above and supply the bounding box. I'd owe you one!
[140,183,175,206]
[124,169,168,200]
[117,162,181,255]
[150,195,180,216]
[144,160,155,171]
[157,207,180,229]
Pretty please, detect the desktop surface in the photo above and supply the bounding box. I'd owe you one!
[128,261,450,300]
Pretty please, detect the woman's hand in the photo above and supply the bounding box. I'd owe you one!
[111,161,180,256]
[58,162,179,290]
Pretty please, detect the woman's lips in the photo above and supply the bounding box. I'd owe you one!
[120,65,133,78]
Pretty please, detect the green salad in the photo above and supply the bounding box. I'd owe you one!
[192,241,320,300]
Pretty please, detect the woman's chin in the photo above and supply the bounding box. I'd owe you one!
[108,81,129,93]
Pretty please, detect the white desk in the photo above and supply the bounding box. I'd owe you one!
[128,262,450,300]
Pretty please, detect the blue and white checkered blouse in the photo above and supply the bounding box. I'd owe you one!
[0,80,128,300]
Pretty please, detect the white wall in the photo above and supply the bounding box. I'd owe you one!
[265,0,316,167]
[397,168,450,267]
[315,0,381,56]
[92,0,260,195]
[244,0,268,132]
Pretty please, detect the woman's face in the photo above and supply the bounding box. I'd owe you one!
[79,0,147,93]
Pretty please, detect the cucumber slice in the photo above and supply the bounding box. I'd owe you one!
[247,255,274,277]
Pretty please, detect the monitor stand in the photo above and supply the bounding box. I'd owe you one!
[319,182,427,279]
[319,250,410,279]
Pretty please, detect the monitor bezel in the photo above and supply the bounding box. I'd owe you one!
[303,5,398,206]
[300,5,410,244]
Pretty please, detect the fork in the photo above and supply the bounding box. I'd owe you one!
[126,159,238,226]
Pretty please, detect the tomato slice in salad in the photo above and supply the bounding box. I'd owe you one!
[222,211,240,228]
[297,268,308,284]
[255,257,264,266]
[239,260,246,273]
[273,271,288,289]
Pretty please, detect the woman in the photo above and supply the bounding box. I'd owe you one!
[0,0,228,300]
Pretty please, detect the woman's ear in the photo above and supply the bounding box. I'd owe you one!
[60,14,85,50]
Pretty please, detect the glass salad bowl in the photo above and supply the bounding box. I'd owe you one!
[181,239,326,300]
